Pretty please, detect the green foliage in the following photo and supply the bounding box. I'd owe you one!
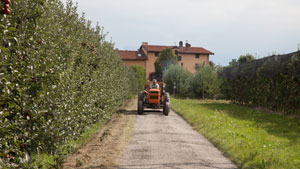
[0,0,137,167]
[172,98,300,169]
[238,54,255,64]
[220,52,300,114]
[189,65,221,99]
[163,64,220,99]
[32,121,104,168]
[229,54,255,66]
[163,65,192,97]
[131,65,146,91]
[154,48,178,81]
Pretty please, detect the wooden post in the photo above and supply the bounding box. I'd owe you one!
[173,82,176,97]
[202,80,204,100]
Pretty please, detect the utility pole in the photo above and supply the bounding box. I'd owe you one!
[298,44,300,51]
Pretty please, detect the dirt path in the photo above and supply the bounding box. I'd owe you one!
[118,109,237,169]
[63,100,237,169]
[62,99,137,169]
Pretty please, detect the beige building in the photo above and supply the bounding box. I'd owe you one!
[116,41,214,79]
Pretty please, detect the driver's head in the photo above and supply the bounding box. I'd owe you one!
[152,79,157,84]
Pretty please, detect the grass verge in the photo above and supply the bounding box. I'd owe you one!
[31,121,105,168]
[30,97,137,168]
[171,98,300,169]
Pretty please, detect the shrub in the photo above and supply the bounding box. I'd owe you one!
[131,65,146,91]
[0,0,137,167]
[163,65,192,97]
[163,64,220,99]
[189,65,221,99]
[154,48,178,81]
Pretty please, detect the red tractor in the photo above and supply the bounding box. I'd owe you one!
[137,81,170,116]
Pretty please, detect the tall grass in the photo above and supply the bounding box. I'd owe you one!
[172,98,300,169]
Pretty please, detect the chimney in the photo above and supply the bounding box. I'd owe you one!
[142,42,148,46]
[179,41,183,48]
[185,43,191,50]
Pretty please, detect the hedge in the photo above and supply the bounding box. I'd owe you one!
[130,65,146,91]
[0,0,137,167]
[219,51,300,115]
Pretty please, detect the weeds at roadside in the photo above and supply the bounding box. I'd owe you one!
[172,98,300,169]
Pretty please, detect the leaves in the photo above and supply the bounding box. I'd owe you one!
[220,51,300,114]
[154,48,178,81]
[0,0,137,167]
[163,65,192,97]
[131,65,146,91]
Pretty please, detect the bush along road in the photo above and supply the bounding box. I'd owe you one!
[0,0,138,168]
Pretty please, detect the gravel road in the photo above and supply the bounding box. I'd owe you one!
[118,109,237,169]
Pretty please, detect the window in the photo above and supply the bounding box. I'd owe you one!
[178,56,182,61]
[195,63,199,70]
[195,54,200,58]
[181,63,183,68]
[155,52,159,57]
[175,50,178,55]
[137,53,142,57]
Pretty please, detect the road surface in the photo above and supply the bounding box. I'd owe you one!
[118,109,237,169]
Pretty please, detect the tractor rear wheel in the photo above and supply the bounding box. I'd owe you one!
[165,92,170,103]
[138,101,144,115]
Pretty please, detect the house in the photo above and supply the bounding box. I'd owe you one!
[116,41,214,79]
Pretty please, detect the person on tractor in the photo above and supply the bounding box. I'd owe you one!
[144,79,160,98]
[150,79,160,89]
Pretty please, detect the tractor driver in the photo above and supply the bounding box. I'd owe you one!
[150,79,159,89]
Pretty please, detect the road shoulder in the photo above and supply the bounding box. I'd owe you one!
[63,100,137,169]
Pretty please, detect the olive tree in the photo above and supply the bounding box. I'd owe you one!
[189,65,221,99]
[154,48,178,81]
[163,65,192,97]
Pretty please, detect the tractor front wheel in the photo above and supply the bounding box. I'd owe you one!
[138,101,144,115]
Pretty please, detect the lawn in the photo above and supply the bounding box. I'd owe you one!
[171,98,300,169]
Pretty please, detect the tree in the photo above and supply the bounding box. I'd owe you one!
[229,59,238,66]
[163,65,192,97]
[189,65,221,99]
[238,54,255,64]
[131,65,146,91]
[229,54,255,66]
[154,48,178,81]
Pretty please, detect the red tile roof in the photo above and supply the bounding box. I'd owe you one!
[141,45,177,52]
[178,47,214,55]
[117,43,214,61]
[116,50,147,60]
[141,45,214,55]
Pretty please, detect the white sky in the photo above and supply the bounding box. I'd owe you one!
[61,0,300,65]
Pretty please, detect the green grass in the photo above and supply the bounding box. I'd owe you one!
[171,98,300,169]
[31,120,105,168]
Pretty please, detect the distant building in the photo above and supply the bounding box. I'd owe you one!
[116,41,214,79]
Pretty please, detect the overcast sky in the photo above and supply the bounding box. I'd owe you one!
[61,0,300,65]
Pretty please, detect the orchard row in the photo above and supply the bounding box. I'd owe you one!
[0,0,138,168]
